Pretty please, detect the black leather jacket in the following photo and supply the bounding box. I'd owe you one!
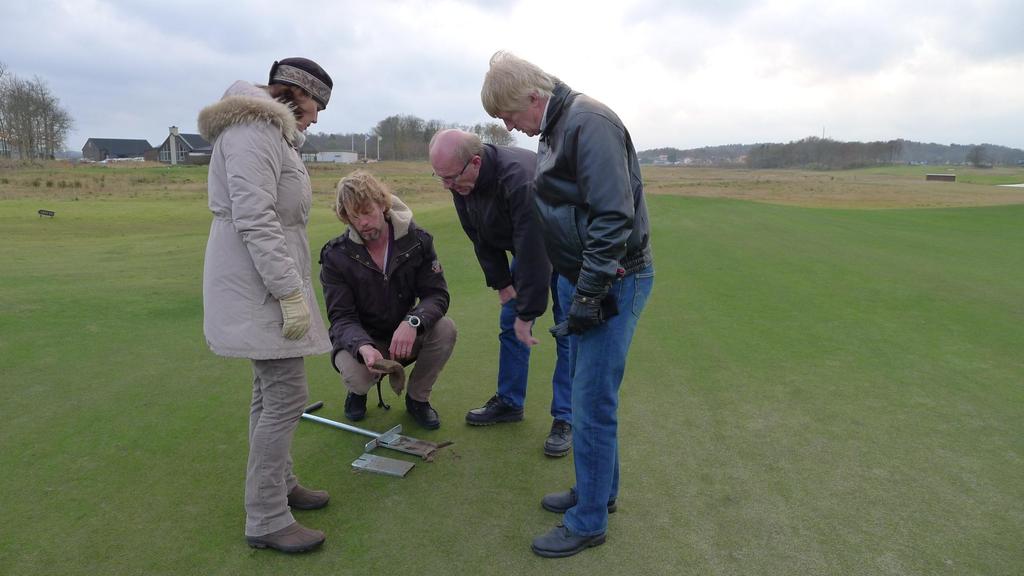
[535,81,652,295]
[452,144,552,321]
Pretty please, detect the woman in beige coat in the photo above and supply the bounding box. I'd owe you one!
[198,57,333,553]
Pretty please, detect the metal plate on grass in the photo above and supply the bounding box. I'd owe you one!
[364,431,453,461]
[352,453,415,477]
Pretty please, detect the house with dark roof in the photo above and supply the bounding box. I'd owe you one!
[156,131,212,165]
[82,138,153,161]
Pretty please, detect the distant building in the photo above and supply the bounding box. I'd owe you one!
[82,138,153,162]
[300,140,318,163]
[156,131,211,165]
[316,151,358,164]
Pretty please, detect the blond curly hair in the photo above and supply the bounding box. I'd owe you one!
[334,169,392,224]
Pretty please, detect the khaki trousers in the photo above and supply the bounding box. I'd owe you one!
[245,357,308,537]
[334,317,457,402]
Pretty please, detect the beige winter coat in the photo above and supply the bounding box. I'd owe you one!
[198,81,331,359]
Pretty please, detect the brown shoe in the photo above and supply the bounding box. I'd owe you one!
[246,521,325,553]
[287,484,329,510]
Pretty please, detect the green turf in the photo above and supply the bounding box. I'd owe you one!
[1,193,1021,575]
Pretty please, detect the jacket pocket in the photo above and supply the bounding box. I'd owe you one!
[554,205,585,258]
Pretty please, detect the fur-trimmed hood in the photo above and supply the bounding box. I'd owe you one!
[197,80,304,147]
[346,195,414,245]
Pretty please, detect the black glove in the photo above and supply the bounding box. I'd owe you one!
[549,292,619,337]
[549,320,571,338]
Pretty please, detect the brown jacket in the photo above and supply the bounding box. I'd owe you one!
[319,197,450,368]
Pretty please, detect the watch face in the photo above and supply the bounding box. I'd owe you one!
[407,315,421,327]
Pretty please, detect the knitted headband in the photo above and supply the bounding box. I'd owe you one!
[269,57,333,109]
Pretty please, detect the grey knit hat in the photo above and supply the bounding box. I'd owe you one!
[269,57,333,109]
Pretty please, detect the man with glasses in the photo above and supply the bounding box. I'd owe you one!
[428,129,573,457]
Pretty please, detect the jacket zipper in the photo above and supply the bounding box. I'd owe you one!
[345,240,419,282]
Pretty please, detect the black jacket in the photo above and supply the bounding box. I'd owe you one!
[535,81,653,295]
[452,144,552,321]
[319,199,449,367]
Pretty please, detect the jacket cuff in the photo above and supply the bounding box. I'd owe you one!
[408,308,431,331]
[345,338,375,365]
[272,278,304,301]
[516,312,540,323]
[575,269,610,299]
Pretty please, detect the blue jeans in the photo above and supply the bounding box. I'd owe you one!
[497,270,572,421]
[562,264,655,537]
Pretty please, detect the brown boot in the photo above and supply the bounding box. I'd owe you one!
[246,521,325,553]
[287,484,329,510]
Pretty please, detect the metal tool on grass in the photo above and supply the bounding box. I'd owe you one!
[301,401,452,468]
[350,453,415,477]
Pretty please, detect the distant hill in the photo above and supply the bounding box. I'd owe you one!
[639,139,1024,168]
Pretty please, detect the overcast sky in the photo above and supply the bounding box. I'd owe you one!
[3,0,1022,152]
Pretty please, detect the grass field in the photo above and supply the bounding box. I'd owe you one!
[1,161,1022,575]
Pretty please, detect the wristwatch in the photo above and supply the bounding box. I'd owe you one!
[405,315,422,328]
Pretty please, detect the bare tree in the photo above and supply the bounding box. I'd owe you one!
[0,61,9,158]
[0,68,73,159]
[471,122,515,146]
[344,116,516,161]
[372,114,459,161]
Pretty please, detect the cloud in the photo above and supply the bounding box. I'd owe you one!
[1,0,1022,151]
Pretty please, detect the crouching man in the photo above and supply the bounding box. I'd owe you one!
[319,170,456,429]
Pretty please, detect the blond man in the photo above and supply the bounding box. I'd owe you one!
[482,51,655,558]
[319,170,456,429]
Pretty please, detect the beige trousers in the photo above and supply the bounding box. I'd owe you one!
[245,357,307,537]
[334,317,457,402]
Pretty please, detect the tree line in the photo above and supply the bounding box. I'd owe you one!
[640,144,750,166]
[639,138,1024,168]
[305,114,514,161]
[747,138,1024,168]
[746,137,903,169]
[0,62,73,159]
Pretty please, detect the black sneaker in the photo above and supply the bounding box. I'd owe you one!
[344,392,367,421]
[405,396,440,430]
[543,420,572,457]
[465,394,524,426]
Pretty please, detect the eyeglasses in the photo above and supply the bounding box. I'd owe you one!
[433,156,474,184]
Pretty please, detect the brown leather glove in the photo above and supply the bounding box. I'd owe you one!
[371,359,407,395]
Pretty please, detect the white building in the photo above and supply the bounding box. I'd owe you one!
[316,151,358,164]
